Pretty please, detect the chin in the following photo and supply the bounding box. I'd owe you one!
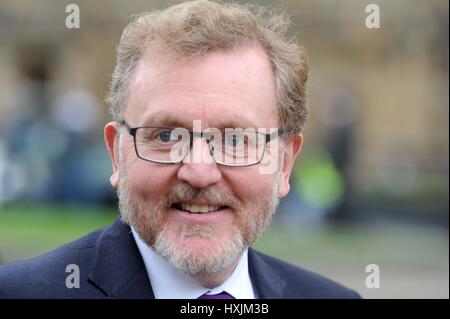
[178,235,226,253]
[154,227,245,275]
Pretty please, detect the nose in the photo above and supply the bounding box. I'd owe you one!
[177,137,222,188]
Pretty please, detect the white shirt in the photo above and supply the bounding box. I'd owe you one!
[131,227,256,299]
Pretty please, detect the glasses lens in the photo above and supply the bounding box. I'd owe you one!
[133,127,269,166]
[135,127,189,162]
[211,130,265,166]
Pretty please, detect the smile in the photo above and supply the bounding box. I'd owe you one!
[171,203,228,214]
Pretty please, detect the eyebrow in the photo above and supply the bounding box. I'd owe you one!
[141,114,188,128]
[139,113,259,130]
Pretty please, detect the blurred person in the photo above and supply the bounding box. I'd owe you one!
[0,0,360,299]
[2,47,59,201]
[320,87,359,222]
[49,90,114,203]
[279,149,345,228]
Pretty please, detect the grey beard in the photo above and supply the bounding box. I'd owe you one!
[117,148,281,276]
[153,224,245,274]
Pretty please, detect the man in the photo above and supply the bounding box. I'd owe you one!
[0,0,360,299]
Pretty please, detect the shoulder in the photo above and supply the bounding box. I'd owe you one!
[0,227,104,298]
[250,250,361,299]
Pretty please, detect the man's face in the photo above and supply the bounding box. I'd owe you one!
[105,47,302,275]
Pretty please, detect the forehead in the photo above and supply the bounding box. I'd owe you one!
[125,47,279,129]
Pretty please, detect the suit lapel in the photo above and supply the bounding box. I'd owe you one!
[248,248,286,298]
[88,218,154,298]
[88,219,286,299]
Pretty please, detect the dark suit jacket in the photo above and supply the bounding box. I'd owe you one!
[0,218,360,299]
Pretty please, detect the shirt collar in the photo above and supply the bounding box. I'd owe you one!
[131,226,256,299]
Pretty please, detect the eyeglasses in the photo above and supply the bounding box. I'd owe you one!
[120,120,287,167]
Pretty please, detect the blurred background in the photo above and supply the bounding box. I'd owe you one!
[0,0,448,298]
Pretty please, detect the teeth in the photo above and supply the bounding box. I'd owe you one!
[180,203,221,213]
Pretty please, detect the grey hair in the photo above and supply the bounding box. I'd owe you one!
[106,0,309,133]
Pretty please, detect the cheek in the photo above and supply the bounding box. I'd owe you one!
[223,169,276,244]
[225,168,275,203]
[126,162,176,202]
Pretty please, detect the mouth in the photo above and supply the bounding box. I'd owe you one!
[171,203,228,214]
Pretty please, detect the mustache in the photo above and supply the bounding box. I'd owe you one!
[164,183,240,209]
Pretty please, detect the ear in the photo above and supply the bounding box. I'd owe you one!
[104,121,120,188]
[278,133,303,198]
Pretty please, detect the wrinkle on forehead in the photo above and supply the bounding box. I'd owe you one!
[125,47,279,129]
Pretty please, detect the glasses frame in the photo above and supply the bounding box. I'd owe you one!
[120,120,287,167]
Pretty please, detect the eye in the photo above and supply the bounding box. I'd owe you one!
[156,130,173,142]
[226,134,244,147]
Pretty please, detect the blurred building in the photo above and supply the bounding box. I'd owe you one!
[0,0,448,221]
